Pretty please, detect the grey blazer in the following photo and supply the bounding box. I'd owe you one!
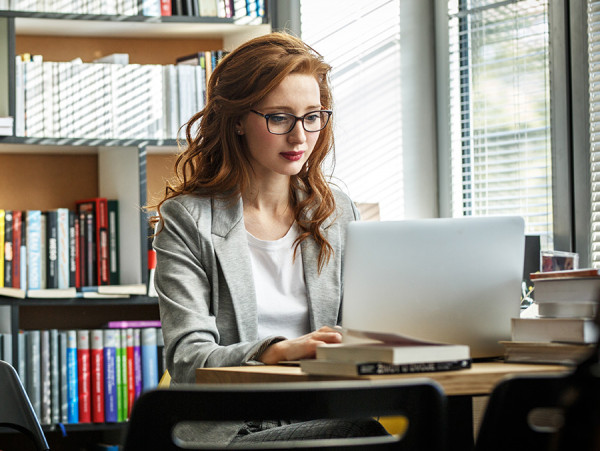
[153,188,360,384]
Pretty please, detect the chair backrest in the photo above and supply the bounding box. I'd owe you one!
[0,360,50,451]
[475,373,568,451]
[124,378,446,450]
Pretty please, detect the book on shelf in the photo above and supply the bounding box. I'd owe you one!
[125,328,135,417]
[141,327,159,391]
[66,330,79,423]
[26,210,43,291]
[25,330,41,420]
[118,329,128,421]
[107,200,120,286]
[511,317,599,344]
[91,329,105,423]
[133,328,143,400]
[2,332,12,367]
[300,358,472,377]
[59,330,69,423]
[0,209,5,287]
[103,329,118,423]
[501,341,595,366]
[106,320,162,329]
[40,330,51,425]
[12,210,22,289]
[50,329,60,424]
[46,210,59,289]
[79,283,147,296]
[315,329,471,367]
[77,329,92,423]
[3,210,13,287]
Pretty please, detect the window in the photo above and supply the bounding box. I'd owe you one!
[589,0,600,267]
[447,0,553,247]
[300,0,403,220]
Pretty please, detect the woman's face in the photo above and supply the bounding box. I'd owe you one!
[240,73,322,180]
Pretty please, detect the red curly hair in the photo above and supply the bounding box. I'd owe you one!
[152,32,337,272]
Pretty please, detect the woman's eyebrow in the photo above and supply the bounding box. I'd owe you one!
[260,105,323,112]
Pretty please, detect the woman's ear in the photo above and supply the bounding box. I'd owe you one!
[235,119,245,136]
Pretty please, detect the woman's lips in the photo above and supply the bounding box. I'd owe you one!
[280,151,305,161]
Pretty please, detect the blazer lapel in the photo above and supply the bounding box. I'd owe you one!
[302,219,343,330]
[211,196,258,341]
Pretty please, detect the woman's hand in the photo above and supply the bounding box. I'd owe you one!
[259,326,343,364]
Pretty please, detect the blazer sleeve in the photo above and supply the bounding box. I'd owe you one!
[153,197,283,384]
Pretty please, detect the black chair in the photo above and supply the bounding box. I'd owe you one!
[0,359,50,451]
[124,378,446,450]
[474,373,569,451]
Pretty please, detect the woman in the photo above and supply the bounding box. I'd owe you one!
[152,32,387,445]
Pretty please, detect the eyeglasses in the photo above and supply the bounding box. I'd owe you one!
[250,109,333,135]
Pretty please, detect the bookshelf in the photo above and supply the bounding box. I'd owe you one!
[0,7,270,449]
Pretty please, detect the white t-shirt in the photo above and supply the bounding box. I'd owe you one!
[246,223,310,340]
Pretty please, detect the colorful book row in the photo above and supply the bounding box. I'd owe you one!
[0,199,120,292]
[0,0,264,18]
[9,327,164,425]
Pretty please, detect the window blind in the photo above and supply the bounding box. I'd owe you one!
[448,0,553,246]
[300,0,403,220]
[589,0,600,267]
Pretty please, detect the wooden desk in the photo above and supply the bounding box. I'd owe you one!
[196,361,569,451]
[196,361,569,396]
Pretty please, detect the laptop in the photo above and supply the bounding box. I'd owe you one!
[341,216,525,358]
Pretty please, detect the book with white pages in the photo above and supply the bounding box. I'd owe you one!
[316,328,471,366]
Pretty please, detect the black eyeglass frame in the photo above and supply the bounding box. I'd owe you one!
[250,109,333,135]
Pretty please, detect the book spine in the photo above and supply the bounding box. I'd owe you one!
[107,320,162,329]
[26,210,43,291]
[107,199,120,285]
[85,211,96,287]
[11,210,21,289]
[57,208,70,289]
[103,329,118,423]
[69,210,77,288]
[40,330,51,425]
[66,330,79,423]
[141,328,158,391]
[118,329,128,421]
[126,328,135,417]
[2,330,12,366]
[97,198,109,286]
[91,329,105,423]
[17,330,26,387]
[19,214,26,291]
[40,213,47,289]
[133,328,142,399]
[3,211,12,287]
[0,209,4,287]
[59,331,68,423]
[78,211,86,287]
[50,329,60,424]
[77,329,91,423]
[46,210,58,289]
[156,328,165,378]
[26,330,41,420]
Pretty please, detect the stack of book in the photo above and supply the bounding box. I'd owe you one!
[502,268,600,365]
[300,330,471,377]
[3,321,163,426]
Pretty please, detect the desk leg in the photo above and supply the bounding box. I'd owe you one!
[447,395,474,451]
